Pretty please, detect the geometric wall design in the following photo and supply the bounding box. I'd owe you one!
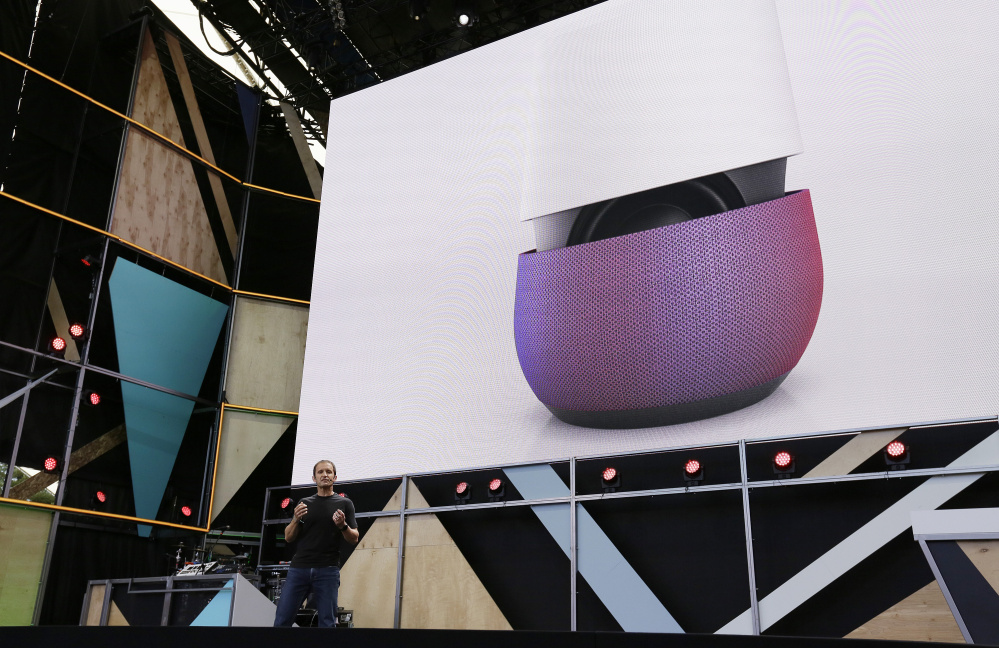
[225,296,308,412]
[0,504,52,625]
[265,419,999,636]
[845,581,964,643]
[108,259,229,531]
[338,481,512,630]
[338,485,401,629]
[211,409,294,523]
[398,483,511,630]
[111,30,227,284]
[720,431,999,635]
[504,464,683,633]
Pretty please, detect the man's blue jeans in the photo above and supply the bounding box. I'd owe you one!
[273,566,340,627]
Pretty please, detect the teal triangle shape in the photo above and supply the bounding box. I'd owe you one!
[109,259,229,533]
[190,580,233,626]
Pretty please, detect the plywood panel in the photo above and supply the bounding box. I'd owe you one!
[0,504,53,625]
[107,601,129,626]
[400,544,511,630]
[10,425,126,500]
[404,513,453,547]
[339,517,399,628]
[46,281,80,361]
[211,410,293,522]
[165,32,239,256]
[804,428,908,478]
[957,539,999,595]
[279,102,323,199]
[83,584,106,626]
[111,29,227,284]
[406,478,430,510]
[846,581,964,643]
[225,297,309,412]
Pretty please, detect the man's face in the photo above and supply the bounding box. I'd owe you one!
[314,462,336,487]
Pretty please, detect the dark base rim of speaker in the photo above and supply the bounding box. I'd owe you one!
[547,371,790,429]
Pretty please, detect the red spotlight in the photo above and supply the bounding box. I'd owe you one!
[683,459,703,484]
[48,336,67,357]
[181,506,192,517]
[68,323,86,339]
[772,451,795,477]
[488,477,505,501]
[601,466,620,492]
[884,440,910,470]
[85,391,101,406]
[96,490,107,503]
[455,481,471,503]
[280,497,292,509]
[43,456,59,473]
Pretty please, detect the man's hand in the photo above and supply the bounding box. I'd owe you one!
[294,502,308,522]
[332,508,346,529]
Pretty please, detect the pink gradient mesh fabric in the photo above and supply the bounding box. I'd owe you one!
[514,190,823,413]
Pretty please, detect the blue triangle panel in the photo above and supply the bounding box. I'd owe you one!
[108,259,229,531]
[108,259,229,397]
[191,580,233,626]
[121,382,196,535]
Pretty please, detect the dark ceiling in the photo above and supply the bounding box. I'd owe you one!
[195,0,606,141]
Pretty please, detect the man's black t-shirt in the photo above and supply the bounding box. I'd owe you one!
[291,493,357,568]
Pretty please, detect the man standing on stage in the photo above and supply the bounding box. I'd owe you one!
[274,460,359,627]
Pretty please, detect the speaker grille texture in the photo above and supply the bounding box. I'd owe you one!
[514,190,823,415]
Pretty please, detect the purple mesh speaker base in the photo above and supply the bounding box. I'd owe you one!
[514,190,822,429]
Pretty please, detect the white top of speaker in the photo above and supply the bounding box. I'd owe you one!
[325,0,801,222]
[518,0,803,221]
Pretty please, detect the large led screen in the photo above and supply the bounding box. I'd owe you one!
[296,0,999,482]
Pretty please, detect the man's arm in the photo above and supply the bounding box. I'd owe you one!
[332,506,360,545]
[284,501,307,541]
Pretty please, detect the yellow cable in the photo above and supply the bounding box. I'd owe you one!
[0,49,319,203]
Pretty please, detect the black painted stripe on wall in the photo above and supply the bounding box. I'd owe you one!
[928,540,999,645]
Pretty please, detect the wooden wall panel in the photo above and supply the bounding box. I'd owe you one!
[164,32,239,256]
[804,428,907,478]
[339,517,399,628]
[957,539,999,595]
[111,29,227,284]
[845,581,964,643]
[0,504,53,625]
[339,482,402,628]
[400,510,511,630]
[225,297,308,412]
[211,410,293,523]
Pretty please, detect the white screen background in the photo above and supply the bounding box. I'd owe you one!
[295,0,999,483]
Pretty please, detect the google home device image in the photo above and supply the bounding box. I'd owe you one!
[298,0,999,480]
[511,1,822,428]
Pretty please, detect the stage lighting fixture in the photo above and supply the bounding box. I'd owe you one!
[68,323,86,339]
[43,456,59,473]
[772,451,795,478]
[453,2,476,27]
[92,490,107,509]
[487,477,505,501]
[83,391,101,406]
[601,466,620,493]
[80,254,101,268]
[181,505,193,517]
[455,481,471,503]
[884,440,910,470]
[47,336,67,357]
[280,497,292,510]
[409,0,428,21]
[683,458,703,485]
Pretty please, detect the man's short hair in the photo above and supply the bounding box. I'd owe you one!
[313,460,336,476]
